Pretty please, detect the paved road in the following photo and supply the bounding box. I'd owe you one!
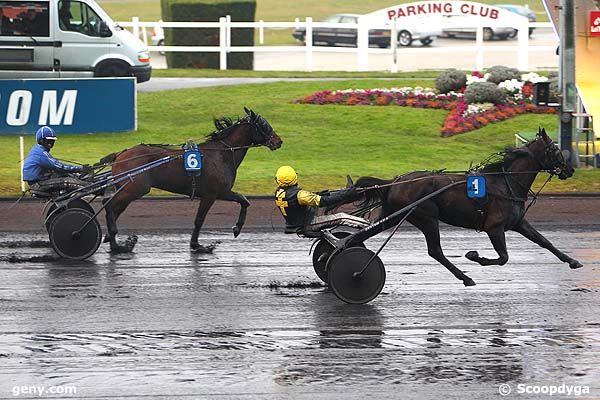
[136,77,408,93]
[148,27,558,72]
[0,222,598,398]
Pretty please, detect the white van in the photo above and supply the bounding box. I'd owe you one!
[0,0,151,82]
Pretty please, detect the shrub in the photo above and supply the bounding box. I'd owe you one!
[435,69,467,94]
[464,82,507,104]
[486,65,520,84]
[161,0,256,70]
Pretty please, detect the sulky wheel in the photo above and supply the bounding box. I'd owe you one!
[49,208,102,260]
[45,199,95,231]
[312,231,364,283]
[327,247,386,304]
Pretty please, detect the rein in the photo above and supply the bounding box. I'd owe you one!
[94,140,258,169]
[355,169,555,193]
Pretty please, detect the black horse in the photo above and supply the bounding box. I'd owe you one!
[354,128,582,286]
[101,108,282,253]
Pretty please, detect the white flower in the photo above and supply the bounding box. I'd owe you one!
[466,74,487,85]
[521,72,548,84]
[463,102,495,116]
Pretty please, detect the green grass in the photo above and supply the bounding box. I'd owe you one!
[2,78,599,196]
[99,0,549,46]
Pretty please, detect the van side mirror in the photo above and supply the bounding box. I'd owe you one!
[99,21,111,37]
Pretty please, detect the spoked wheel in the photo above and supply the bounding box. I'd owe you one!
[312,231,364,283]
[327,247,386,304]
[45,199,95,231]
[49,209,102,260]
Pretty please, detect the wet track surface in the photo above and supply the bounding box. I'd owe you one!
[0,226,599,399]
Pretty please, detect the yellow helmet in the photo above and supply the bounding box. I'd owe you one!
[275,165,298,187]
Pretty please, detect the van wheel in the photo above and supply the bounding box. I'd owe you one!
[95,61,131,78]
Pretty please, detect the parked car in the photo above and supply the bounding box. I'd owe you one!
[497,4,537,37]
[441,5,535,41]
[442,14,515,40]
[151,20,165,55]
[292,13,439,47]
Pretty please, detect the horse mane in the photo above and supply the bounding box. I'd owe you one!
[206,116,245,141]
[476,143,533,173]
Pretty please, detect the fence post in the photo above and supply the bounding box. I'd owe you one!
[294,17,299,29]
[19,136,25,194]
[226,15,231,50]
[517,19,529,70]
[219,16,227,70]
[391,17,398,73]
[132,16,140,38]
[357,16,368,71]
[305,17,313,72]
[259,19,264,45]
[475,24,484,70]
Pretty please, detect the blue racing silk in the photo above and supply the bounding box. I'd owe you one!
[23,144,82,182]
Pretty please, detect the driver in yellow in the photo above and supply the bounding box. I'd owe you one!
[274,166,370,234]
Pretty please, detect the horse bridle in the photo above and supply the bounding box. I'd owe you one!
[217,115,279,167]
[525,138,567,175]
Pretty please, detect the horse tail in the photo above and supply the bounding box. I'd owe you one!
[98,152,118,165]
[98,149,128,166]
[355,176,394,211]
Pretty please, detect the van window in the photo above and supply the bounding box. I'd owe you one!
[58,0,105,37]
[0,1,49,37]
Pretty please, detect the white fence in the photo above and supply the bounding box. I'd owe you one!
[119,17,556,72]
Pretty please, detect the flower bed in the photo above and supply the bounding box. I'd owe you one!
[295,70,556,137]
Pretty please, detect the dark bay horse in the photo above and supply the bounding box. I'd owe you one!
[353,128,582,286]
[101,108,282,253]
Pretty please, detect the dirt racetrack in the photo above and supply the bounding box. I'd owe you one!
[1,194,600,233]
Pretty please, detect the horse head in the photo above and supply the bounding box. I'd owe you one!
[243,107,283,150]
[527,127,574,180]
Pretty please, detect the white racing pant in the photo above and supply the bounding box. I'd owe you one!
[303,213,370,233]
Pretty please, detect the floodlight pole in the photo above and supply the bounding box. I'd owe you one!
[559,0,576,163]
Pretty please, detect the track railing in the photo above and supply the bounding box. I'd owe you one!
[119,17,555,72]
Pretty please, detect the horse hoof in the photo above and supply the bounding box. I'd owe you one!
[463,278,476,287]
[123,235,138,252]
[232,226,241,238]
[569,260,584,269]
[465,251,479,261]
[103,235,111,244]
[109,235,138,254]
[190,241,220,254]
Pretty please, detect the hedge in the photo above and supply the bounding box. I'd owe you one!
[160,0,256,69]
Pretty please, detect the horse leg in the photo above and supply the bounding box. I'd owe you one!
[410,216,476,286]
[512,218,583,269]
[465,227,509,266]
[218,190,250,238]
[103,198,139,253]
[103,197,117,244]
[190,196,217,252]
[103,183,148,253]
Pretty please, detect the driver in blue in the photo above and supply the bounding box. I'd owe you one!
[23,126,91,194]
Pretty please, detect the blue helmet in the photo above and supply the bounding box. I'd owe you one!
[36,126,57,144]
